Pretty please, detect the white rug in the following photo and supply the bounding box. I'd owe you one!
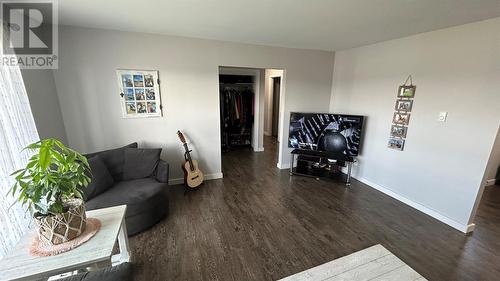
[278,244,427,281]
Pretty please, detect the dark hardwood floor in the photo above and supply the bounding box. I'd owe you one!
[130,137,500,280]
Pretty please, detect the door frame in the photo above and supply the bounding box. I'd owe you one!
[218,67,264,152]
[271,76,281,138]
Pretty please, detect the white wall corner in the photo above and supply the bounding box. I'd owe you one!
[466,223,476,233]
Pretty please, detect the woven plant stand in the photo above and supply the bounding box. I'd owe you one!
[35,198,87,245]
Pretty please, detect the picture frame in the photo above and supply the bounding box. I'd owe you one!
[388,138,405,151]
[395,99,413,112]
[390,125,407,138]
[393,112,410,125]
[397,85,416,98]
[117,69,162,118]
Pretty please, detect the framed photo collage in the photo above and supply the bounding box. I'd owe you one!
[117,69,162,118]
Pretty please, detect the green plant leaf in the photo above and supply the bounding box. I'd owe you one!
[52,151,65,165]
[49,201,64,214]
[10,169,24,176]
[38,145,50,170]
[14,170,26,181]
[22,141,41,152]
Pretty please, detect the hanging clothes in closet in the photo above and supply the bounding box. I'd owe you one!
[220,83,254,151]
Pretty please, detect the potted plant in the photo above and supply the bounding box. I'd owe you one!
[11,139,91,245]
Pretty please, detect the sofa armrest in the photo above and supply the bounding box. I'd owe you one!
[155,159,169,184]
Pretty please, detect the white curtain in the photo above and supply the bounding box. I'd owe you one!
[0,64,40,258]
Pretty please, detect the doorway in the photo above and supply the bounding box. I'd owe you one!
[263,69,285,163]
[218,66,286,171]
[219,74,255,152]
[271,77,281,138]
[467,125,500,232]
[218,67,264,155]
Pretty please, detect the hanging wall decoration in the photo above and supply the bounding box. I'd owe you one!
[395,100,413,111]
[388,75,415,151]
[116,69,162,118]
[390,125,407,138]
[392,112,410,125]
[397,85,416,98]
[388,138,405,151]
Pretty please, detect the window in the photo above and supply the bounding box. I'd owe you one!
[0,64,40,258]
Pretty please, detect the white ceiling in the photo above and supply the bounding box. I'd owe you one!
[58,0,500,51]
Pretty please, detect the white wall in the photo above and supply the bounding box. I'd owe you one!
[330,18,500,232]
[53,26,334,183]
[21,69,68,143]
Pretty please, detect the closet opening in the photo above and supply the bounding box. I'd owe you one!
[219,73,256,152]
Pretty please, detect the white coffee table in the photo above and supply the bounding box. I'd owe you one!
[0,205,131,281]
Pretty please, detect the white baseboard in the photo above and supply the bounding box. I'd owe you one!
[485,179,498,186]
[466,223,476,233]
[168,178,184,185]
[254,147,265,152]
[168,172,223,186]
[264,131,271,136]
[206,172,224,180]
[277,162,290,169]
[353,176,472,234]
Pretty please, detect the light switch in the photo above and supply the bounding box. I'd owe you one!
[438,112,448,122]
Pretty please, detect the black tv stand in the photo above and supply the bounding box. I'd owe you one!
[289,149,354,185]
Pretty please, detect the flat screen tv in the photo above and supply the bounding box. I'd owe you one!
[288,112,364,156]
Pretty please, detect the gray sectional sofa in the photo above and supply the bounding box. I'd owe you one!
[84,143,169,236]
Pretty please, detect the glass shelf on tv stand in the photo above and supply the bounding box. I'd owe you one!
[289,149,354,186]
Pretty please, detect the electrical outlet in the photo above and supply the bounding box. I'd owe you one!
[438,112,448,122]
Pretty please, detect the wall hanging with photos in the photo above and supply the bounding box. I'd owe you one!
[388,75,416,151]
[117,69,163,118]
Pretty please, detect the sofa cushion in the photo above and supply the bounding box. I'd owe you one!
[85,143,138,181]
[86,178,167,215]
[57,262,133,281]
[123,148,161,180]
[84,156,114,200]
[155,159,169,183]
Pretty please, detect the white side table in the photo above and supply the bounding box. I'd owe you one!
[0,205,131,281]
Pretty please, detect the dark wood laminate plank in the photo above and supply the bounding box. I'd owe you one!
[130,137,500,281]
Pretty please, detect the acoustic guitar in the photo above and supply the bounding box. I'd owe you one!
[177,130,204,188]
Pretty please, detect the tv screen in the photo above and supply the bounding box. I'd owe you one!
[288,112,364,156]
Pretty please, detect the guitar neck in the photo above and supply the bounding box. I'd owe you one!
[183,143,194,170]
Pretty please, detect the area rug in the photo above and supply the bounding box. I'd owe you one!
[30,217,101,257]
[278,244,427,281]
